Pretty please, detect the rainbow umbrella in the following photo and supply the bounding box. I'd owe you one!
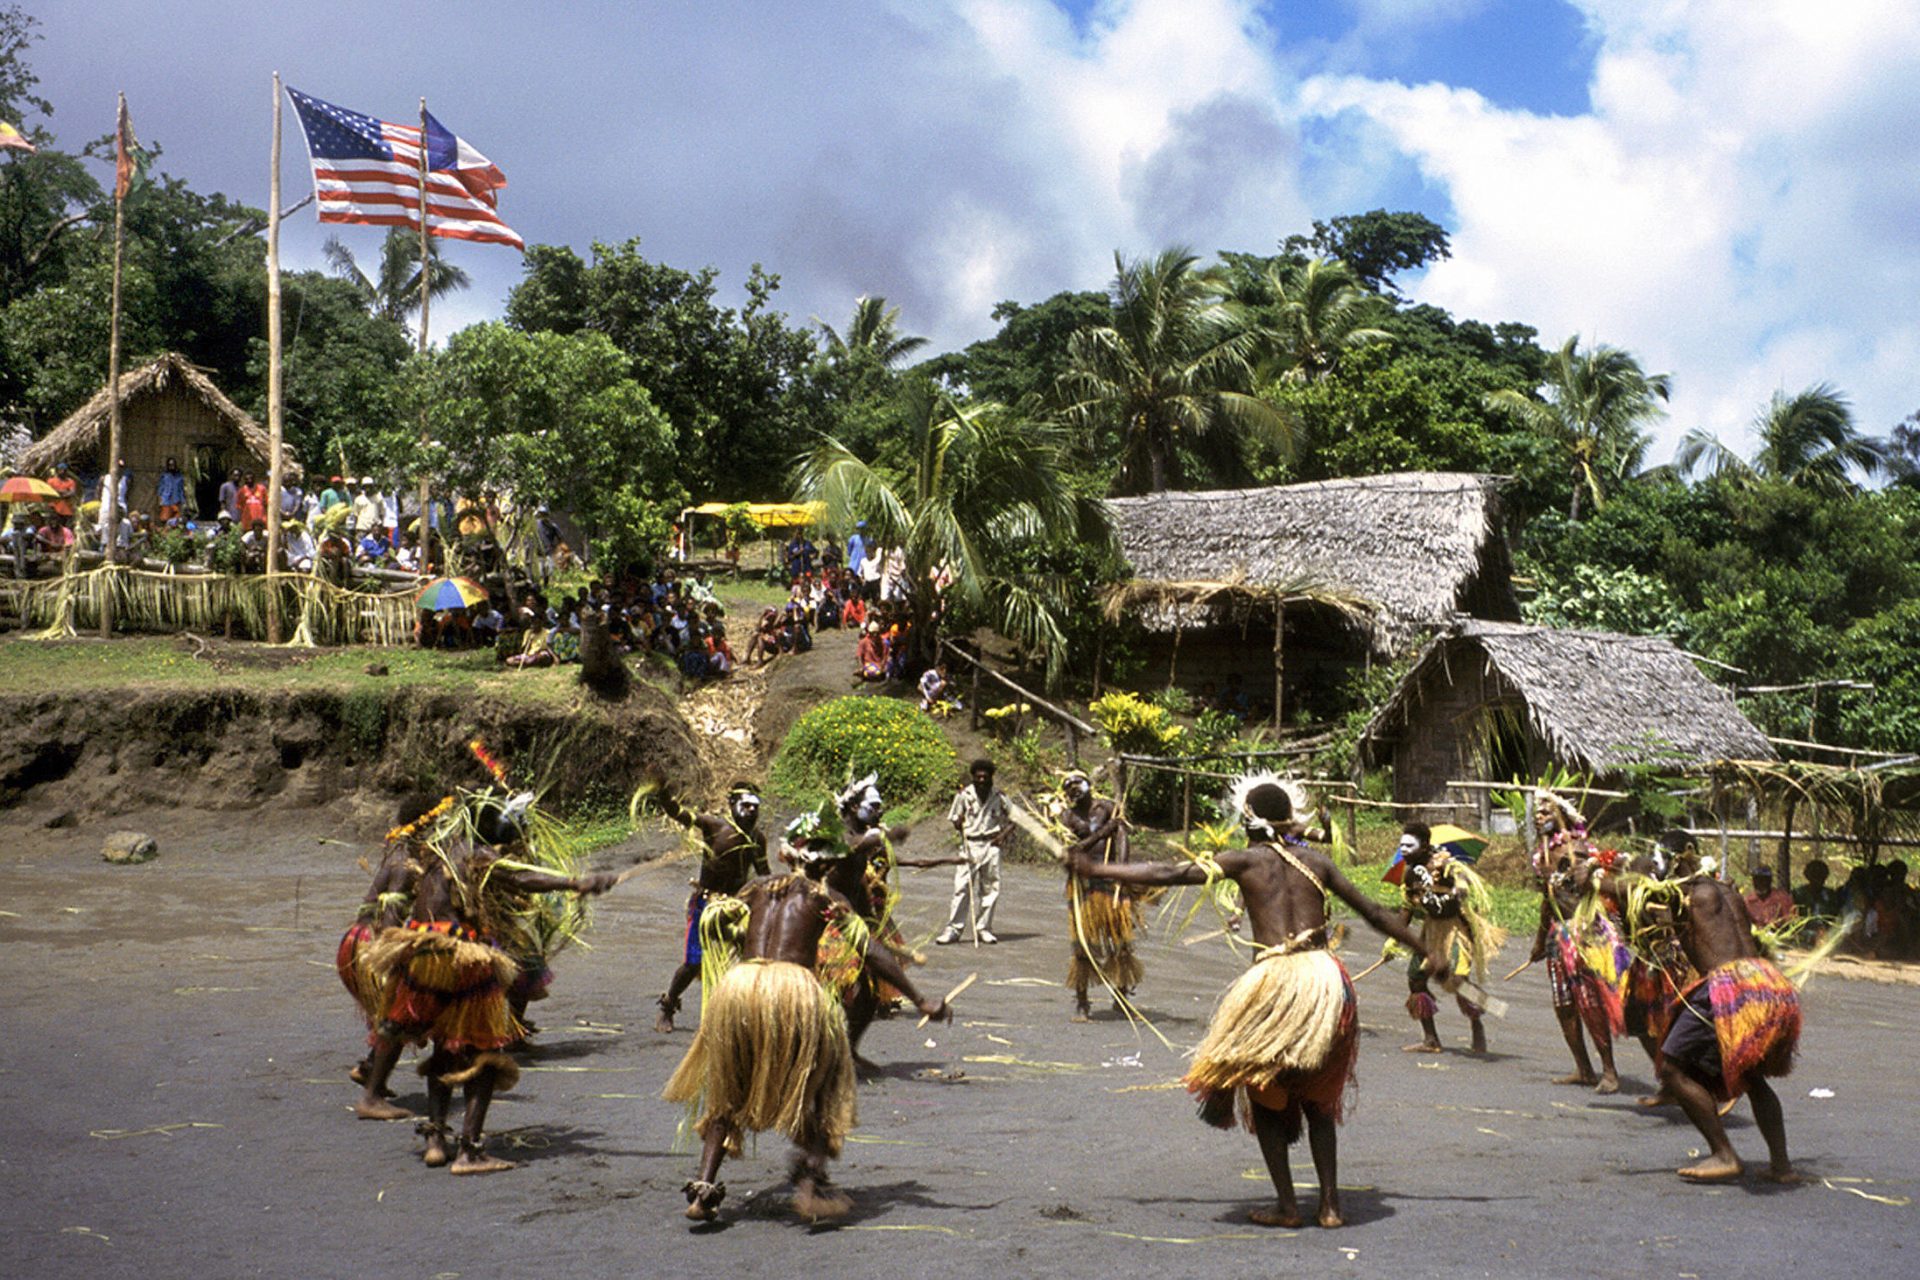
[1384,822,1489,884]
[416,576,487,610]
[0,475,58,503]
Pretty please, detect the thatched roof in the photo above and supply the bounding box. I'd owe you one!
[1105,472,1518,650]
[19,353,300,477]
[1364,620,1774,773]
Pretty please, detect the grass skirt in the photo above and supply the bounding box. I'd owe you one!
[1066,882,1144,992]
[1548,919,1626,1040]
[1184,948,1357,1143]
[662,958,857,1158]
[367,921,522,1053]
[336,921,394,1036]
[1693,957,1800,1099]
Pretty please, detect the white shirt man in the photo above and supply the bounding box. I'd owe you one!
[939,760,1010,944]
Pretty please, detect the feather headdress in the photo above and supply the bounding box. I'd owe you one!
[1225,770,1309,838]
[1534,788,1586,831]
[836,771,880,812]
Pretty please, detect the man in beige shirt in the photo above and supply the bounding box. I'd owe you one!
[940,758,1010,944]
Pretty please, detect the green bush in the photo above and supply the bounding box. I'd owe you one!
[771,695,958,808]
[340,688,388,755]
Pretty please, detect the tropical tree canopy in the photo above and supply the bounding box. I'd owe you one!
[794,376,1113,684]
[1060,247,1290,495]
[1677,382,1887,494]
[322,228,471,333]
[1484,335,1670,521]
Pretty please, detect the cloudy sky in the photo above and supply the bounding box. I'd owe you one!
[30,1,1920,459]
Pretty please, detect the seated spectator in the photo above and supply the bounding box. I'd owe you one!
[1792,860,1842,939]
[919,662,958,713]
[283,521,316,572]
[840,592,867,630]
[472,599,505,646]
[414,607,439,649]
[855,620,887,682]
[240,519,270,573]
[1742,866,1795,927]
[437,607,474,649]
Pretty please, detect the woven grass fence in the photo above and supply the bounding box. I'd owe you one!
[0,566,417,646]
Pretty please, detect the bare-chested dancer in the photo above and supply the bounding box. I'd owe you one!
[815,774,927,1071]
[651,779,769,1032]
[1581,858,1799,1183]
[1526,791,1623,1093]
[663,843,949,1223]
[1390,823,1504,1055]
[354,794,617,1174]
[1059,769,1144,1021]
[1067,774,1446,1229]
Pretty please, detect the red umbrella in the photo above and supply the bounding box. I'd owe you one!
[0,475,59,503]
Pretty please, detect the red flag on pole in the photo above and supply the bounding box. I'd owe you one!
[114,97,144,199]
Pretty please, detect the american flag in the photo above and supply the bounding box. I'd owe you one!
[286,87,523,250]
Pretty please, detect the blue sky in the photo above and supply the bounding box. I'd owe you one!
[23,1,1920,457]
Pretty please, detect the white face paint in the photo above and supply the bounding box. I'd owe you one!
[730,794,760,826]
[1064,778,1090,803]
[1396,834,1421,858]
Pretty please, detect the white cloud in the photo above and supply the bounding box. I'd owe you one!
[1300,0,1920,456]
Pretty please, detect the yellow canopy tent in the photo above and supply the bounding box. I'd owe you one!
[680,501,826,531]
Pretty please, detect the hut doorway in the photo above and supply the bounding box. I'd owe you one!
[188,442,228,519]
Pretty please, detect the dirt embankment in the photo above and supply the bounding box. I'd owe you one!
[0,680,705,824]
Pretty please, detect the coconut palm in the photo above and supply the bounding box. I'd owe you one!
[1484,336,1670,521]
[1677,383,1887,495]
[1060,247,1291,496]
[795,378,1111,685]
[1237,255,1392,382]
[817,295,928,369]
[322,229,472,333]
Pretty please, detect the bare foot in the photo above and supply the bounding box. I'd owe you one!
[353,1097,411,1121]
[1402,1041,1444,1054]
[683,1180,724,1221]
[1248,1206,1301,1228]
[1677,1153,1743,1183]
[1469,1026,1487,1055]
[1760,1165,1802,1185]
[350,1062,368,1085]
[654,1012,676,1034]
[1594,1074,1621,1096]
[685,1200,716,1222]
[1637,1091,1676,1108]
[1552,1072,1599,1087]
[1717,1096,1739,1117]
[1318,1201,1345,1229]
[1070,1011,1092,1024]
[422,1133,452,1167]
[449,1149,516,1176]
[793,1181,852,1220]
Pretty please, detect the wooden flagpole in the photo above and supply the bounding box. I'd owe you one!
[415,97,433,576]
[100,91,128,638]
[265,72,286,642]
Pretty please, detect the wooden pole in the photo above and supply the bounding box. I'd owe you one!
[100,91,128,638]
[1271,597,1285,730]
[415,98,433,575]
[265,72,285,643]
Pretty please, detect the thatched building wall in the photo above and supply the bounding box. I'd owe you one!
[18,353,299,517]
[1361,620,1773,811]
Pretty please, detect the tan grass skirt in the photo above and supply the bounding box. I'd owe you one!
[1184,948,1357,1137]
[1066,883,1144,992]
[662,959,857,1157]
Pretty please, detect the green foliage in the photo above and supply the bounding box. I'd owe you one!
[770,695,958,808]
[149,526,196,567]
[1315,656,1414,777]
[1280,208,1452,300]
[920,290,1110,408]
[203,529,245,576]
[1523,562,1688,638]
[340,687,388,755]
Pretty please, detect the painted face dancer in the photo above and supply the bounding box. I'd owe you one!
[1391,823,1506,1055]
[650,779,770,1033]
[1066,774,1446,1229]
[1058,769,1145,1022]
[1526,791,1625,1093]
[663,837,949,1223]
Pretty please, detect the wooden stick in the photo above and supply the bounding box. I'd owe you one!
[919,971,978,1027]
[1501,958,1534,982]
[1349,955,1391,983]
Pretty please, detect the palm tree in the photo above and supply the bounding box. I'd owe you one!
[1484,336,1670,521]
[1237,255,1392,382]
[322,229,471,333]
[795,378,1111,685]
[1677,383,1886,495]
[817,295,928,369]
[1060,247,1291,495]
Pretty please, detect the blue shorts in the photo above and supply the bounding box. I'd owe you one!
[683,889,708,966]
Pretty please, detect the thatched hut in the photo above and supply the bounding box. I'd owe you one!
[1360,620,1773,821]
[18,353,299,518]
[1104,472,1520,721]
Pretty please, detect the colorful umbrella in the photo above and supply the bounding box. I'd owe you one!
[0,475,58,503]
[1383,822,1489,885]
[416,576,487,610]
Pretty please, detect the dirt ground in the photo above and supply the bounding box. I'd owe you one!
[3,800,1917,1280]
